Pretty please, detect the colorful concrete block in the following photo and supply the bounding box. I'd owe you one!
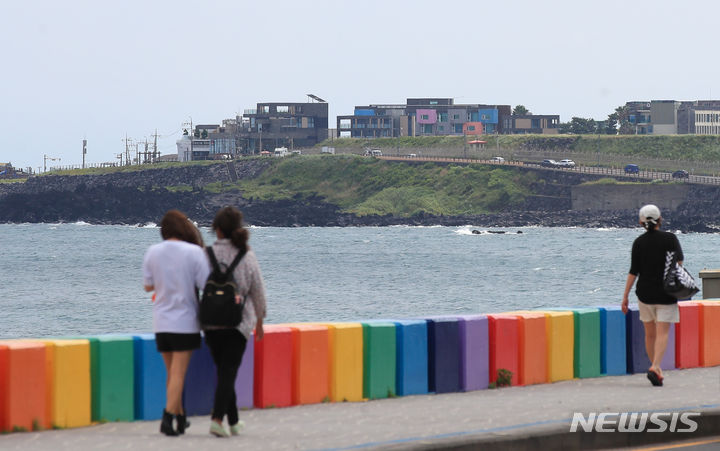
[676,302,700,369]
[254,325,293,408]
[486,315,519,386]
[133,334,166,420]
[326,323,363,402]
[181,338,215,416]
[393,320,428,396]
[515,313,548,385]
[598,306,627,375]
[41,340,91,428]
[361,322,396,399]
[427,317,461,393]
[90,336,134,422]
[542,311,574,382]
[625,307,676,373]
[0,341,47,432]
[234,332,254,409]
[456,315,489,391]
[289,324,329,405]
[572,308,602,378]
[696,301,720,367]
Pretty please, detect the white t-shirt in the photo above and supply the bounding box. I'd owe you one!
[142,240,210,334]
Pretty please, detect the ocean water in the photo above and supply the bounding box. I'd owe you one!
[2,223,719,339]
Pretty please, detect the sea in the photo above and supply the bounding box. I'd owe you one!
[2,223,719,339]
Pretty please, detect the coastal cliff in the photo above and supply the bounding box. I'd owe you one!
[1,156,719,231]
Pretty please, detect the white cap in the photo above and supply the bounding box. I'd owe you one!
[639,204,661,225]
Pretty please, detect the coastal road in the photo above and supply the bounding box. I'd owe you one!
[377,155,720,186]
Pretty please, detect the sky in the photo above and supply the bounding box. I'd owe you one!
[2,0,720,171]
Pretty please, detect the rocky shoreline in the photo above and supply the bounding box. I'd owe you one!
[1,160,719,233]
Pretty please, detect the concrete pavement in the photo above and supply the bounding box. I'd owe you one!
[1,367,718,450]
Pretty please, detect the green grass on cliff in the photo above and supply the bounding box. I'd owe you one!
[237,155,536,216]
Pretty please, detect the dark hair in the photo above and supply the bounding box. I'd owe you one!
[212,206,248,253]
[160,210,204,246]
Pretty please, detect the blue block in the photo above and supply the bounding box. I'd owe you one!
[183,338,216,416]
[393,320,428,396]
[427,318,461,393]
[133,334,167,420]
[626,307,677,373]
[598,307,627,375]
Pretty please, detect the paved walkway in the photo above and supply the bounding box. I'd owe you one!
[1,367,719,450]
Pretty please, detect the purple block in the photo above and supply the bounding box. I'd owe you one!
[235,333,254,409]
[626,306,677,373]
[457,315,489,391]
[183,338,217,416]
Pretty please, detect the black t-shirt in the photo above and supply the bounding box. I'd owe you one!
[629,229,683,305]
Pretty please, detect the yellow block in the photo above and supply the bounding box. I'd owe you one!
[541,312,575,382]
[326,323,364,402]
[39,340,91,428]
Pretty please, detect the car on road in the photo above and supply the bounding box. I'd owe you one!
[490,156,505,162]
[624,164,640,174]
[672,170,689,178]
[541,159,559,168]
[558,159,576,168]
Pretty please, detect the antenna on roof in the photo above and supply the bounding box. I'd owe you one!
[307,94,326,103]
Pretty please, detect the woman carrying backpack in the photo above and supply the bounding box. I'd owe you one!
[142,210,209,436]
[203,206,267,437]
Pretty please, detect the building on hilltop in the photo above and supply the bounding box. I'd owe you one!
[501,114,560,134]
[176,95,329,160]
[337,98,511,138]
[624,99,720,135]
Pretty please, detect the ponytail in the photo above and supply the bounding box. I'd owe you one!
[212,206,249,252]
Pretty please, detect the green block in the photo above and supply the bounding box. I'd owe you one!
[572,309,601,378]
[89,335,135,421]
[362,322,396,399]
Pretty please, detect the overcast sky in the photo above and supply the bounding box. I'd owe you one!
[2,0,719,171]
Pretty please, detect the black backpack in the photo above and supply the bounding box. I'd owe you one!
[199,246,247,327]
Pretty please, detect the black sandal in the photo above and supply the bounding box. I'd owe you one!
[646,369,663,387]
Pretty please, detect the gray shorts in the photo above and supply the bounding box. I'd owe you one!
[638,301,680,323]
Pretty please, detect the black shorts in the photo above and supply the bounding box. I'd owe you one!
[155,332,201,352]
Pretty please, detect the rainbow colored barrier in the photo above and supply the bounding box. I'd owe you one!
[2,300,720,433]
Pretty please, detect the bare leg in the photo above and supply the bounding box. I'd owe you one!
[651,322,671,378]
[642,321,657,365]
[161,352,174,412]
[165,351,193,414]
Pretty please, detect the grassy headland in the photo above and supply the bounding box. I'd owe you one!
[235,155,537,216]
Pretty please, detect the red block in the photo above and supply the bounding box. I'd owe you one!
[0,341,47,432]
[253,326,293,408]
[487,315,519,386]
[696,301,720,367]
[289,325,329,405]
[676,302,700,369]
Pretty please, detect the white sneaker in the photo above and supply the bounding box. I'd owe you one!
[230,421,245,436]
[209,421,229,438]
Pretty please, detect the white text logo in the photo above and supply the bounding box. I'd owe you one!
[570,412,700,433]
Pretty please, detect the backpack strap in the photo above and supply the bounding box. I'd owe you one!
[206,246,247,278]
[224,248,247,276]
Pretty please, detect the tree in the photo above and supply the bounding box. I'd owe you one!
[559,117,599,134]
[201,129,208,139]
[613,105,635,135]
[512,105,530,116]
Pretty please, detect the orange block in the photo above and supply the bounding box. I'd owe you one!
[287,324,329,405]
[0,341,47,432]
[676,302,700,369]
[696,301,720,367]
[253,325,293,408]
[486,315,519,386]
[493,312,547,386]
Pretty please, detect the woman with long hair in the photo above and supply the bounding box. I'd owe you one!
[142,210,209,435]
[204,206,266,437]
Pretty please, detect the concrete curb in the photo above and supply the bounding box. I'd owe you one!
[380,409,720,451]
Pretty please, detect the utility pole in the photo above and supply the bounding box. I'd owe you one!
[82,139,87,169]
[43,154,60,173]
[153,129,159,162]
